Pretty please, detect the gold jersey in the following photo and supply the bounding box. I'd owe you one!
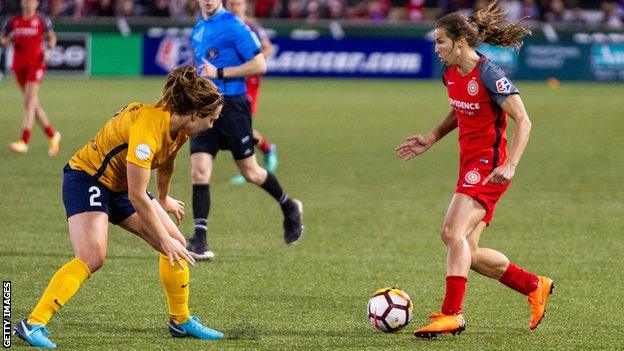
[69,103,188,192]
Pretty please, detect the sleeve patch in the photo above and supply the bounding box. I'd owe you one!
[135,143,151,161]
[496,77,512,93]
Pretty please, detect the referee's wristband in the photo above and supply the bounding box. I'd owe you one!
[217,67,224,79]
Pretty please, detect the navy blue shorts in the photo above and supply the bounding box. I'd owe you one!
[190,94,255,160]
[62,164,153,225]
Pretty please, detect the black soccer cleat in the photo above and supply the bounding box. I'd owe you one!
[283,199,304,245]
[187,235,215,261]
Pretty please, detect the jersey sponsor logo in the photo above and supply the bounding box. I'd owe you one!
[496,77,512,93]
[11,27,38,36]
[135,143,151,161]
[467,79,479,96]
[448,98,480,110]
[206,47,219,60]
[464,169,481,185]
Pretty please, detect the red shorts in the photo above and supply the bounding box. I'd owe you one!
[13,65,46,88]
[246,75,261,115]
[455,164,510,225]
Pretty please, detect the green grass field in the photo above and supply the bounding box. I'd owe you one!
[1,77,623,350]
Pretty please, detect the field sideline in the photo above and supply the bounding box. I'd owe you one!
[1,77,623,350]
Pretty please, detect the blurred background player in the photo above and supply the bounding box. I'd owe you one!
[395,0,553,339]
[187,0,303,261]
[0,0,61,156]
[13,66,224,349]
[227,0,278,185]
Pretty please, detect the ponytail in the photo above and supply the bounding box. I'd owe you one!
[436,0,532,51]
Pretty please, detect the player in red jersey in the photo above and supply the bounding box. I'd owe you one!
[1,0,61,156]
[395,0,553,338]
[227,0,278,185]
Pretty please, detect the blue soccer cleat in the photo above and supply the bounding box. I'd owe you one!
[229,173,247,185]
[168,316,224,340]
[264,144,278,173]
[14,319,56,349]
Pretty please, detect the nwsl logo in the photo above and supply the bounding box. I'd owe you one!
[496,77,512,93]
[155,36,194,72]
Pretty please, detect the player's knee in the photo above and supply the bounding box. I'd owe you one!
[470,254,481,270]
[241,166,265,184]
[79,253,106,273]
[439,226,462,246]
[191,166,211,183]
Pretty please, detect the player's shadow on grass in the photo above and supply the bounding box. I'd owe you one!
[224,320,261,340]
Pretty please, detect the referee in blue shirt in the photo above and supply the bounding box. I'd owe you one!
[187,0,303,260]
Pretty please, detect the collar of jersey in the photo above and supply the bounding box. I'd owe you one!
[205,7,227,21]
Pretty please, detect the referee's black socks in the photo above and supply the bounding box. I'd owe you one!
[192,184,210,242]
[260,172,295,211]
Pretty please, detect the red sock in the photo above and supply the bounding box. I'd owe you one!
[441,276,467,315]
[21,129,31,144]
[43,125,56,138]
[499,263,539,295]
[259,140,272,154]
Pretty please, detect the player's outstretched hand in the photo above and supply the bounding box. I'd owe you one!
[160,195,185,225]
[395,134,434,161]
[161,236,195,268]
[482,162,515,185]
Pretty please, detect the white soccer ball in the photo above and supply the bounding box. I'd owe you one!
[367,287,413,332]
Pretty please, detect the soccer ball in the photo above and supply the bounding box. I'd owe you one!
[367,287,413,332]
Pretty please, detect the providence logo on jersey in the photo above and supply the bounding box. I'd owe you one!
[467,79,479,96]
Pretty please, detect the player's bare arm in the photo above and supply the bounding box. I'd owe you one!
[395,110,457,161]
[482,94,532,185]
[156,157,185,224]
[44,28,57,61]
[261,39,274,57]
[127,162,195,268]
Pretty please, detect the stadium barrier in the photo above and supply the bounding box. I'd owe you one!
[2,19,623,81]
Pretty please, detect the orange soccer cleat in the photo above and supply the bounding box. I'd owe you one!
[9,140,29,154]
[527,276,554,330]
[413,312,466,339]
[48,131,61,157]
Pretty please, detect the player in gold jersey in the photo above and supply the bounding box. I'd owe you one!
[14,66,226,349]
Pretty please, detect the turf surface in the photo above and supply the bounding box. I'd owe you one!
[1,77,623,350]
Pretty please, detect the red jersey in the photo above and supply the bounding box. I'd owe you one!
[444,54,518,225]
[2,12,53,69]
[443,55,518,171]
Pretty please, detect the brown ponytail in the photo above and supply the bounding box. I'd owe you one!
[435,0,532,51]
[158,65,223,118]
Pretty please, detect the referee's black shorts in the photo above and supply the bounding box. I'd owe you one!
[190,94,255,160]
